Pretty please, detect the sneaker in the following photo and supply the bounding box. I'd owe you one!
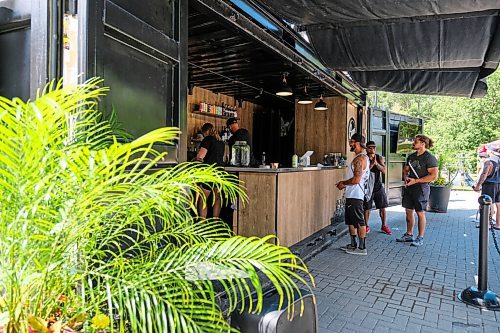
[381,225,392,235]
[340,244,356,251]
[366,226,371,234]
[396,233,414,242]
[346,247,367,255]
[410,236,424,247]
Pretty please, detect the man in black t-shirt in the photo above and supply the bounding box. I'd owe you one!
[226,117,254,165]
[396,134,438,247]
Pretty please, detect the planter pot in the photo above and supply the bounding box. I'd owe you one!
[427,185,451,213]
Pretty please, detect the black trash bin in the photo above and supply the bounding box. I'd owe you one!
[427,185,451,213]
[231,288,317,333]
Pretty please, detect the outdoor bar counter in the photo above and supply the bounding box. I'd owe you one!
[226,166,347,247]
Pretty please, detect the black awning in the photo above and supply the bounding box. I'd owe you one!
[349,69,490,98]
[254,0,500,97]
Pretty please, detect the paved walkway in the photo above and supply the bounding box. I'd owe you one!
[307,191,500,332]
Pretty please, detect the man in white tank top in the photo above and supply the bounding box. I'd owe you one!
[336,134,371,255]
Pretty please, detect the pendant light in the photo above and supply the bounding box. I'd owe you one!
[314,93,328,110]
[297,85,312,105]
[276,72,293,96]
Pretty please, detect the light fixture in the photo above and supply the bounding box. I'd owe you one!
[297,85,312,105]
[314,94,328,110]
[276,72,293,96]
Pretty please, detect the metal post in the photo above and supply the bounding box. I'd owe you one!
[459,195,500,310]
[478,196,490,291]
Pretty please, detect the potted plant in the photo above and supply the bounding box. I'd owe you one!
[0,79,313,333]
[427,154,452,213]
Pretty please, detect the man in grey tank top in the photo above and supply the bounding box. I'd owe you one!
[336,134,370,255]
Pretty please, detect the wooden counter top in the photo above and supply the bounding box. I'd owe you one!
[225,166,346,173]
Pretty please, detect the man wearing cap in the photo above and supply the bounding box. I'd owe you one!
[336,133,371,255]
[364,141,391,235]
[397,134,438,247]
[474,144,500,228]
[226,117,253,165]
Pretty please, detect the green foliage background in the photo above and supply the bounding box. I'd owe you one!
[368,69,500,170]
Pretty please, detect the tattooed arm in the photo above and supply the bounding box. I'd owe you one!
[336,155,367,189]
[372,155,387,175]
[474,160,493,192]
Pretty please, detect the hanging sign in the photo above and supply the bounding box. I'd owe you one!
[348,117,356,139]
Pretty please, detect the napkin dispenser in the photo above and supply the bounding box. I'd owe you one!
[299,151,314,167]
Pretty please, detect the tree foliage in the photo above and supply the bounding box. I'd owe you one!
[368,69,500,170]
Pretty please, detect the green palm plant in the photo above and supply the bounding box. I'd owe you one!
[0,78,313,332]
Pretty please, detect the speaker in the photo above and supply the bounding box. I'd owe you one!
[231,288,317,333]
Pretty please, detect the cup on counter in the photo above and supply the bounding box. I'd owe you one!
[271,162,279,169]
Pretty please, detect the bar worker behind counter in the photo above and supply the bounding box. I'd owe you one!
[226,117,254,166]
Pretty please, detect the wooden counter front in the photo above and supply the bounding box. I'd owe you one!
[234,168,347,247]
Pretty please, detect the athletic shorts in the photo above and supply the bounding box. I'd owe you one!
[482,183,500,203]
[402,184,430,212]
[345,198,365,227]
[364,186,388,210]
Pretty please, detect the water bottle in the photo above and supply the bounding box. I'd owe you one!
[262,152,266,165]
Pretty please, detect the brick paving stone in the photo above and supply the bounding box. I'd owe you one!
[303,191,500,332]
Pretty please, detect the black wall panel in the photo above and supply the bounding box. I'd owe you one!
[0,27,31,100]
[101,37,173,139]
[86,0,187,162]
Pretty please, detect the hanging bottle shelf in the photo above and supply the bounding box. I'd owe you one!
[192,102,238,119]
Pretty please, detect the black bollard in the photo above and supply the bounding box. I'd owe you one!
[459,194,500,310]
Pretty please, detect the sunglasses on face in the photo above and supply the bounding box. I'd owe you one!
[367,146,376,149]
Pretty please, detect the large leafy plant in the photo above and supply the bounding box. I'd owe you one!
[431,154,452,187]
[0,79,313,332]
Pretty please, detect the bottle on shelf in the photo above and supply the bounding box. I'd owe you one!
[261,151,266,166]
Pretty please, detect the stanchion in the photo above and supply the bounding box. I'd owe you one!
[459,195,500,310]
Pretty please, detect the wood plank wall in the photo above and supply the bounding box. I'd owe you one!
[295,96,348,164]
[187,86,260,138]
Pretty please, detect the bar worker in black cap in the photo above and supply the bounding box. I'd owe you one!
[226,117,254,165]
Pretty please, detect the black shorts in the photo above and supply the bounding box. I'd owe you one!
[345,198,365,227]
[482,183,500,203]
[402,184,430,212]
[364,186,388,210]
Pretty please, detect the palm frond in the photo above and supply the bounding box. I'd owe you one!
[0,78,313,332]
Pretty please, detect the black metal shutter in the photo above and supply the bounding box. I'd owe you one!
[83,0,188,162]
